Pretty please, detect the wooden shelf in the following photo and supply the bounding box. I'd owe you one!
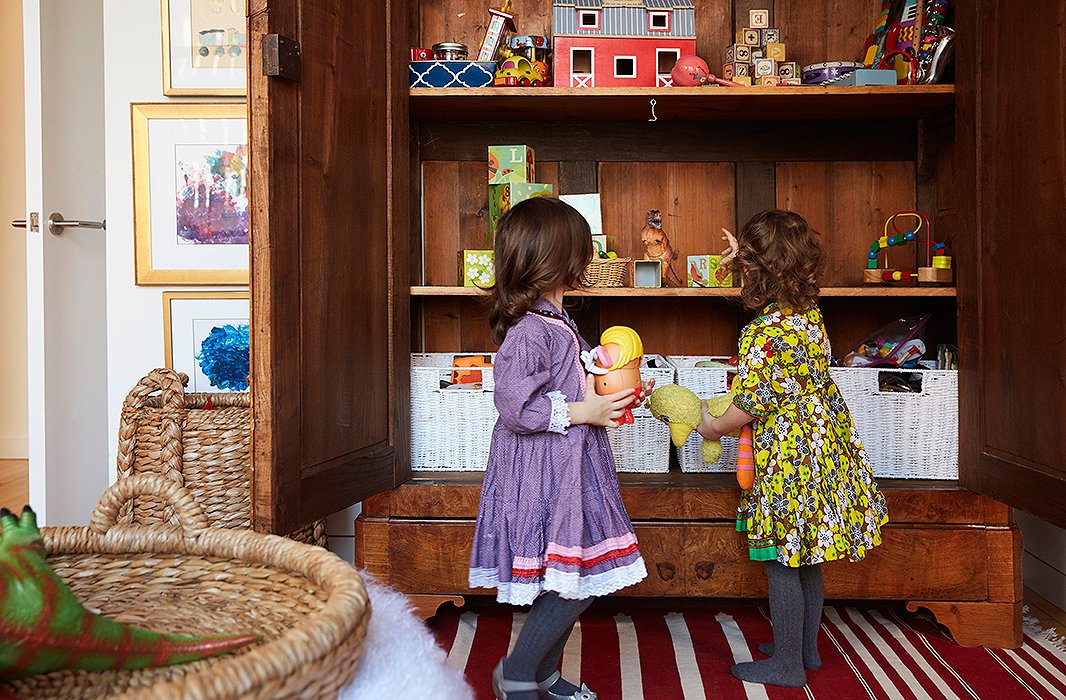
[409,85,955,122]
[411,285,956,298]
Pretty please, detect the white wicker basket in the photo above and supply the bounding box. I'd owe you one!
[831,366,958,479]
[667,355,735,396]
[609,416,671,473]
[411,353,497,471]
[632,354,677,417]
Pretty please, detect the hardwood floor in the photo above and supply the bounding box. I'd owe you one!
[0,459,28,510]
[1026,586,1066,633]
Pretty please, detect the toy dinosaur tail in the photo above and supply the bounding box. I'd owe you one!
[0,506,260,680]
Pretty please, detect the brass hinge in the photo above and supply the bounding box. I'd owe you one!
[262,34,301,82]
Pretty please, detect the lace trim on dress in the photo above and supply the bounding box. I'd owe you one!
[547,391,570,434]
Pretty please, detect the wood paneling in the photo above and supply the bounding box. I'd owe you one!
[600,298,741,357]
[775,0,881,70]
[419,0,552,52]
[776,161,918,287]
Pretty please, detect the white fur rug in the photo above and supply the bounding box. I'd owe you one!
[339,574,473,699]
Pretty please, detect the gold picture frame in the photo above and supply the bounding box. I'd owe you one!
[163,291,250,392]
[162,0,247,97]
[132,103,249,285]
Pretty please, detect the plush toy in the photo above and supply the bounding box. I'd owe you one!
[583,326,643,426]
[648,385,754,490]
[0,506,259,679]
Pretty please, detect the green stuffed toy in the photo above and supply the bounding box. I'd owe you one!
[0,506,259,680]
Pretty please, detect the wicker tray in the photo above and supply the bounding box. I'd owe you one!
[7,475,369,699]
[117,369,325,546]
[581,257,631,287]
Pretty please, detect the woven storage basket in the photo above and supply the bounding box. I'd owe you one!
[411,354,497,471]
[117,369,326,546]
[8,475,369,699]
[608,355,675,473]
[830,366,958,479]
[581,257,631,287]
[666,355,735,397]
[676,392,740,474]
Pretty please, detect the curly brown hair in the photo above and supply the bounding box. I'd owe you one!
[735,209,824,312]
[488,197,592,344]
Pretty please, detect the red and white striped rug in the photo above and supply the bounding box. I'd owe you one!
[429,603,1066,699]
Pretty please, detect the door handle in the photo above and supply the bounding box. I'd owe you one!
[11,220,26,228]
[47,212,106,237]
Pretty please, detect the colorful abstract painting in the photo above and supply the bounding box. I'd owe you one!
[192,319,249,391]
[175,144,248,245]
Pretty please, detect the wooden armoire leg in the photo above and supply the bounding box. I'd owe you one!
[906,600,1023,648]
[409,594,466,620]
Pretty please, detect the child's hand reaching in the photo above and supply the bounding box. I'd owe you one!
[720,227,739,266]
[570,377,636,428]
[636,377,656,404]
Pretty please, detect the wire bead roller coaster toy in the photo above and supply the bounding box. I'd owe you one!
[863,210,953,285]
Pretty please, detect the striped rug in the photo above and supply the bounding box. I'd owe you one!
[429,603,1066,700]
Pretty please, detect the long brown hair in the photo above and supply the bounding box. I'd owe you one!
[735,209,824,312]
[489,197,592,344]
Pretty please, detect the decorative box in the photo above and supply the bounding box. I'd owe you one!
[409,60,495,88]
[489,182,553,235]
[488,144,536,185]
[687,255,733,287]
[633,260,662,288]
[591,234,609,256]
[836,68,898,86]
[801,61,864,85]
[458,250,495,287]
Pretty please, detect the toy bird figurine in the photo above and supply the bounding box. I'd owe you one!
[640,210,684,287]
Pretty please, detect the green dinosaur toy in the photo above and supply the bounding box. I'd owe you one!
[0,506,259,680]
[648,384,740,463]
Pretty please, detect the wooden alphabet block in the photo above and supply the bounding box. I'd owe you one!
[723,61,750,79]
[725,44,751,63]
[779,77,801,85]
[488,144,535,184]
[748,9,770,29]
[766,42,787,62]
[751,48,765,61]
[733,75,753,86]
[754,58,777,78]
[778,62,799,79]
[762,27,781,44]
[757,75,779,86]
[742,28,761,46]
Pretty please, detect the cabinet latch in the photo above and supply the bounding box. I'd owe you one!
[262,34,301,82]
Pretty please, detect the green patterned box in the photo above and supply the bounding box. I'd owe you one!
[687,255,734,287]
[459,250,495,288]
[489,182,553,236]
[488,144,535,185]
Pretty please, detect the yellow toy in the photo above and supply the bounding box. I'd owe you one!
[648,385,753,489]
[587,326,644,426]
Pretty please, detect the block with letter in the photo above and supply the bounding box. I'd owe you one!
[748,9,770,29]
[726,44,751,63]
[488,144,535,185]
[766,42,787,62]
[754,58,778,78]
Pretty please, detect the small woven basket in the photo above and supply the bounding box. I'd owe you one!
[8,475,370,699]
[117,369,325,546]
[581,257,631,287]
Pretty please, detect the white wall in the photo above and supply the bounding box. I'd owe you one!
[1016,511,1066,612]
[102,0,359,556]
[0,1,28,459]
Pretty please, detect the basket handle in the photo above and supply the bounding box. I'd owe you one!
[116,369,189,487]
[90,474,209,537]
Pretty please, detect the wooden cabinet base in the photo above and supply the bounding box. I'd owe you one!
[409,594,466,620]
[906,600,1023,648]
[356,476,1023,647]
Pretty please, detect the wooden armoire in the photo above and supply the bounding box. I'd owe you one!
[247,0,1066,648]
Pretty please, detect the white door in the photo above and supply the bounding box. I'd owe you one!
[19,0,108,525]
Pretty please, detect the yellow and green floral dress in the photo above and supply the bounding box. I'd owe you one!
[733,303,888,567]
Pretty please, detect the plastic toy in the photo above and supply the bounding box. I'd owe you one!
[670,56,744,87]
[863,210,952,285]
[640,210,684,287]
[476,0,517,62]
[841,314,932,368]
[583,326,643,426]
[494,55,547,87]
[0,506,258,679]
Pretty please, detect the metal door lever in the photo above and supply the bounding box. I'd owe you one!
[11,220,26,228]
[47,213,106,236]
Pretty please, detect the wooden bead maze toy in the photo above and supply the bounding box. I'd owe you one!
[863,210,953,285]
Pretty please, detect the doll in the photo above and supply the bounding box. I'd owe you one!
[582,325,643,425]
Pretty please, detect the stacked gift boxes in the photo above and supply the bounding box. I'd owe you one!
[722,9,799,87]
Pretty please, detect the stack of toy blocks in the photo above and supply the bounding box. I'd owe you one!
[722,9,800,86]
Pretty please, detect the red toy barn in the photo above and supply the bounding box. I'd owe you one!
[552,0,696,88]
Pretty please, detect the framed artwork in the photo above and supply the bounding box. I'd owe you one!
[162,0,247,96]
[163,291,250,393]
[132,103,248,285]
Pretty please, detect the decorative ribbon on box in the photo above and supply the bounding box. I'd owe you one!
[801,61,864,85]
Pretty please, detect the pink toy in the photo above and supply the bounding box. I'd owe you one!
[670,56,745,87]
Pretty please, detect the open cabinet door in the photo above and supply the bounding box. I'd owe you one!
[957,1,1065,527]
[248,0,410,534]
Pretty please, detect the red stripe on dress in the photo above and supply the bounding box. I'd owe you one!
[632,610,685,700]
[578,611,623,700]
[683,608,752,700]
[511,542,641,577]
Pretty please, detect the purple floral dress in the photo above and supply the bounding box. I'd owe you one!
[468,301,647,605]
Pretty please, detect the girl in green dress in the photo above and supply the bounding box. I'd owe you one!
[698,209,888,689]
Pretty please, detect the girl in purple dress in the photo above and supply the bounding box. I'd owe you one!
[469,197,650,700]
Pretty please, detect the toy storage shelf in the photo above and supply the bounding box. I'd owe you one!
[409,85,955,122]
[411,285,957,298]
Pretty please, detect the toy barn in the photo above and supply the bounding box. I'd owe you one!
[552,0,696,87]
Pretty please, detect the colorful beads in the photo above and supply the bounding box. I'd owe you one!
[868,250,879,259]
[905,230,917,241]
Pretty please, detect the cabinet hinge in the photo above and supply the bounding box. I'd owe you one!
[262,34,301,82]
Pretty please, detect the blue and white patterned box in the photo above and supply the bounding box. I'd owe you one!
[409,61,495,88]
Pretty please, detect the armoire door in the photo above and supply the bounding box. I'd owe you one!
[247,0,410,534]
[957,0,1065,527]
